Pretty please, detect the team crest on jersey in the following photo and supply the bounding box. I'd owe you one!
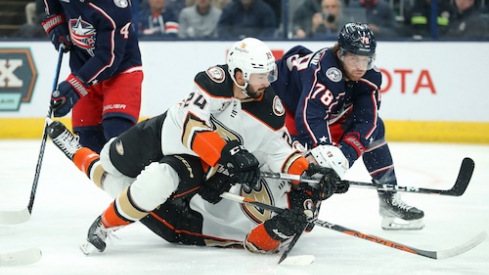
[272,96,285,116]
[326,67,342,82]
[69,17,96,56]
[114,0,128,8]
[205,66,225,83]
[241,179,274,223]
[115,140,124,155]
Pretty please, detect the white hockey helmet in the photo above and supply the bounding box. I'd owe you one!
[227,37,278,90]
[309,145,349,179]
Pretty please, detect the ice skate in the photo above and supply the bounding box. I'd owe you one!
[47,119,82,160]
[80,215,113,255]
[379,192,424,230]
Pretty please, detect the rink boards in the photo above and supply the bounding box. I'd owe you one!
[0,41,488,143]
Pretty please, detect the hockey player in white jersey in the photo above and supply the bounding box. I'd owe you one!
[139,146,348,253]
[47,38,350,254]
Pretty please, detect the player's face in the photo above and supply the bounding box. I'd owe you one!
[245,72,275,98]
[340,52,373,81]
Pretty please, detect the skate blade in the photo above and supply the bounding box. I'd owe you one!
[80,240,100,256]
[381,217,425,230]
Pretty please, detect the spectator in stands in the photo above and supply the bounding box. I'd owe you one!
[346,0,400,38]
[402,0,451,38]
[445,0,489,39]
[292,0,322,38]
[263,0,282,28]
[217,0,277,39]
[16,0,45,38]
[186,0,231,9]
[178,0,221,38]
[311,0,344,39]
[165,0,187,15]
[139,0,179,37]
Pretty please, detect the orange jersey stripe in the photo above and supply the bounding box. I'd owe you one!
[192,131,226,166]
[246,224,280,252]
[285,156,309,186]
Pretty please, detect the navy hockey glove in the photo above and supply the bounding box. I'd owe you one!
[264,208,308,240]
[198,169,233,204]
[219,140,260,188]
[303,163,348,200]
[51,74,89,117]
[42,14,72,52]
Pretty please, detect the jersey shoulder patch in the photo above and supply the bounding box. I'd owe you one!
[195,65,234,98]
[241,89,285,131]
[205,66,226,83]
[113,0,129,8]
[325,67,342,82]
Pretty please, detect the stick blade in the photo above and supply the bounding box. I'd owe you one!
[0,208,31,225]
[0,247,42,266]
[279,255,315,266]
[448,157,475,196]
[435,231,487,260]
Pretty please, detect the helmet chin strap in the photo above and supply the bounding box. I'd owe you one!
[230,73,250,98]
[239,84,250,97]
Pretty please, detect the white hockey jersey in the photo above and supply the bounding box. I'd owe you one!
[161,64,307,175]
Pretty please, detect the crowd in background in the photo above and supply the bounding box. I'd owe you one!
[11,0,489,40]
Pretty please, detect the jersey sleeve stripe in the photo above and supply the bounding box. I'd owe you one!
[181,112,226,166]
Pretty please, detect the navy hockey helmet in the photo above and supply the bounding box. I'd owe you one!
[338,23,376,57]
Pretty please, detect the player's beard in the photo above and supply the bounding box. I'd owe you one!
[245,85,266,99]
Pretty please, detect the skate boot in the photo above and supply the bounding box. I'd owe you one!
[80,215,113,255]
[379,192,424,230]
[47,119,82,160]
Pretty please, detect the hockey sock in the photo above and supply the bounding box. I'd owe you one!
[102,117,134,141]
[72,147,106,189]
[101,187,149,228]
[75,127,106,154]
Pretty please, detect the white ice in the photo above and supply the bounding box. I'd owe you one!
[0,140,488,275]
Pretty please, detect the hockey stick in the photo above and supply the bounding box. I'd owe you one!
[0,48,64,225]
[261,157,474,196]
[221,192,487,260]
[278,223,315,265]
[0,247,42,266]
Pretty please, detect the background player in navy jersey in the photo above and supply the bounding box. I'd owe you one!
[271,23,424,230]
[42,0,143,153]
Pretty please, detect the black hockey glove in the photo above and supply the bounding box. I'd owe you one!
[264,208,308,240]
[219,140,260,188]
[303,163,349,200]
[41,14,72,52]
[198,170,233,204]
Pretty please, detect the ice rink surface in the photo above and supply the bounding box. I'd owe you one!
[0,140,488,275]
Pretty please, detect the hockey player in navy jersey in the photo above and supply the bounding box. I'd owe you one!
[46,38,350,254]
[271,23,425,230]
[42,0,143,153]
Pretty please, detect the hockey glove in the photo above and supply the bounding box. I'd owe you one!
[42,14,72,52]
[339,131,366,163]
[198,169,234,204]
[51,74,90,117]
[219,140,260,189]
[264,208,309,240]
[303,163,349,200]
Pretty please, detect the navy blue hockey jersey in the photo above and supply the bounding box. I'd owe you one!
[272,46,382,150]
[44,0,142,85]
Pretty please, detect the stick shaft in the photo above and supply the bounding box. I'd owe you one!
[27,48,64,213]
